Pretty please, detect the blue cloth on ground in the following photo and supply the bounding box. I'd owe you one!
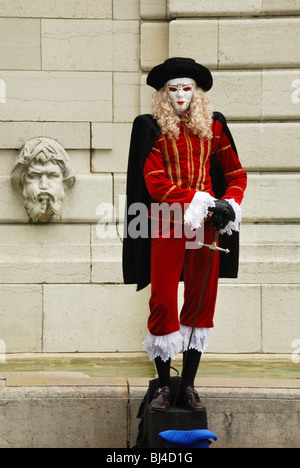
[159,429,217,448]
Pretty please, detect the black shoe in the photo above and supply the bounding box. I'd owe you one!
[177,386,206,412]
[150,386,172,412]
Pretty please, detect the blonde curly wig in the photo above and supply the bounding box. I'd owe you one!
[151,84,213,140]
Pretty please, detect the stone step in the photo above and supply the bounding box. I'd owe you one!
[0,368,299,448]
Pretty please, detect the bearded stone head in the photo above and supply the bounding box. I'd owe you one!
[11,137,76,223]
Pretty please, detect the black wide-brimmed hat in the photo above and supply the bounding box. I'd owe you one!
[147,57,213,92]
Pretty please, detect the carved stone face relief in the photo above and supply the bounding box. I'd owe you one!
[11,137,76,223]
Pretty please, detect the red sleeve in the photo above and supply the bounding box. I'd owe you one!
[213,125,247,205]
[143,141,196,208]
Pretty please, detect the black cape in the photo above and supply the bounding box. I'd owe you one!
[123,112,240,291]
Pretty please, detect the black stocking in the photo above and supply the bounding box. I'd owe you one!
[155,357,171,387]
[181,349,202,388]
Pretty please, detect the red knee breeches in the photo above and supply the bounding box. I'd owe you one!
[148,222,219,337]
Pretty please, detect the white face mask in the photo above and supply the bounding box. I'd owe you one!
[167,77,195,115]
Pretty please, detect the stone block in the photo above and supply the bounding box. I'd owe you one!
[0,285,42,353]
[169,20,218,69]
[0,176,28,222]
[113,0,140,19]
[140,74,154,115]
[42,20,113,71]
[43,284,151,352]
[141,22,169,71]
[229,122,300,171]
[61,174,113,223]
[91,225,123,283]
[28,18,139,73]
[238,223,300,283]
[140,0,168,19]
[243,173,300,223]
[219,18,300,69]
[0,18,40,70]
[241,223,300,245]
[167,0,300,18]
[141,72,263,119]
[168,0,262,17]
[91,124,132,171]
[0,225,91,284]
[201,387,300,448]
[262,70,300,120]
[262,0,300,14]
[113,21,140,72]
[113,174,126,222]
[0,386,128,448]
[0,150,16,176]
[91,122,114,150]
[262,285,300,353]
[193,284,261,353]
[113,73,140,122]
[0,71,112,122]
[92,123,114,150]
[237,244,300,284]
[0,0,112,19]
[0,78,5,103]
[0,122,91,150]
[58,149,91,175]
[208,71,262,120]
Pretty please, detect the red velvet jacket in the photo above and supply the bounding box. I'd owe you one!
[143,119,246,208]
[123,112,247,291]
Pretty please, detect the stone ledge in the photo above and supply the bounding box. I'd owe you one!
[2,372,127,388]
[128,376,300,449]
[0,0,113,19]
[168,0,300,17]
[0,122,91,150]
[0,71,113,122]
[128,376,300,389]
[0,381,128,448]
[0,371,299,447]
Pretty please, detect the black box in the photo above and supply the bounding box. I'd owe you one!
[144,377,207,448]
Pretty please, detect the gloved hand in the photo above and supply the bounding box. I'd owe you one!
[209,199,236,231]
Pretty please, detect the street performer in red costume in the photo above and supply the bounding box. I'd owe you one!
[123,58,247,412]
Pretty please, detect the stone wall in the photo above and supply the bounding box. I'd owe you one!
[0,0,299,355]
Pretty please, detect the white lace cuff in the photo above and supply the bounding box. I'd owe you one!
[142,331,182,362]
[180,325,211,353]
[220,198,242,236]
[184,192,215,230]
